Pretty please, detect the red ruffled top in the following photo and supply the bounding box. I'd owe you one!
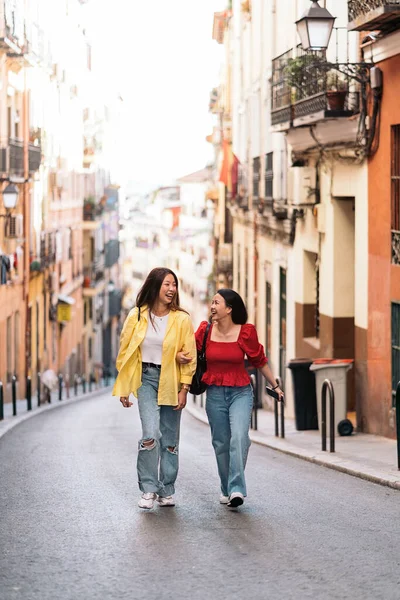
[195,321,268,387]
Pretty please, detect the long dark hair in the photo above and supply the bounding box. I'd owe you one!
[217,288,248,325]
[136,268,187,314]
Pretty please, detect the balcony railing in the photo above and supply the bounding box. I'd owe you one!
[109,289,122,317]
[292,63,359,123]
[252,157,260,200]
[217,243,233,274]
[392,231,400,265]
[348,0,400,32]
[83,202,104,221]
[9,138,24,177]
[104,239,120,268]
[271,49,293,128]
[28,143,41,173]
[83,262,104,288]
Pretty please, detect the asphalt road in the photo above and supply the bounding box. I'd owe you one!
[0,391,399,600]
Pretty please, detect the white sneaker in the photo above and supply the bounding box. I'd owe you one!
[157,495,175,507]
[227,492,244,508]
[138,492,156,509]
[219,495,229,504]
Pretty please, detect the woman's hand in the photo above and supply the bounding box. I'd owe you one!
[120,396,133,408]
[174,389,188,411]
[176,350,193,365]
[275,387,285,404]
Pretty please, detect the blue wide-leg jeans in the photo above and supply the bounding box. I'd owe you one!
[136,366,181,497]
[205,384,254,497]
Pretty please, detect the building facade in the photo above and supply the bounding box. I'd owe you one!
[0,0,122,403]
[210,0,398,437]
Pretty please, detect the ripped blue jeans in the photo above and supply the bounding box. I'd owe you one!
[136,365,181,497]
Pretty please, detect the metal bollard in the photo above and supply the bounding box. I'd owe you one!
[273,377,285,439]
[0,381,3,421]
[321,379,335,453]
[37,372,41,407]
[396,382,400,470]
[58,373,63,401]
[27,376,32,411]
[250,374,258,431]
[12,375,17,416]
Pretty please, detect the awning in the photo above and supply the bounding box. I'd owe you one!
[57,294,75,305]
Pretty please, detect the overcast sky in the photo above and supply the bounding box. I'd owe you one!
[89,0,224,192]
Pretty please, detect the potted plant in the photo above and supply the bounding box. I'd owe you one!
[326,70,348,110]
[284,56,308,91]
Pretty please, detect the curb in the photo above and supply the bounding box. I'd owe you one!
[0,386,113,442]
[185,403,400,492]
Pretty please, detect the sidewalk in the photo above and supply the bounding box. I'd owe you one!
[0,382,113,440]
[186,396,400,491]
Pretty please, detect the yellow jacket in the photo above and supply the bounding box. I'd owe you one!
[112,306,197,406]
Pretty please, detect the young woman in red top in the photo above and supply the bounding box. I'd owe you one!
[182,288,283,508]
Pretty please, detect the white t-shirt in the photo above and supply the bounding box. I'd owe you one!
[140,313,169,365]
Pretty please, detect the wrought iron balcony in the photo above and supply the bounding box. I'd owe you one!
[217,243,233,274]
[83,201,104,221]
[285,47,360,127]
[271,49,293,130]
[252,157,260,200]
[92,251,105,278]
[348,0,400,32]
[392,231,400,265]
[104,239,120,268]
[109,289,122,317]
[9,138,24,177]
[28,143,41,174]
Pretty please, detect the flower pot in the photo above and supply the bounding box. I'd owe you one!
[326,90,347,111]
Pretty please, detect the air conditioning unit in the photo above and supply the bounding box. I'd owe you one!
[288,167,316,206]
[6,214,23,239]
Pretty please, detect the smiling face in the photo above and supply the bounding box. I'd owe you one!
[210,293,232,322]
[158,274,177,306]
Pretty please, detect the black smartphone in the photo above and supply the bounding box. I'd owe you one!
[266,386,281,400]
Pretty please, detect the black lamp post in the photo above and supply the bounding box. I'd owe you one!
[295,0,336,51]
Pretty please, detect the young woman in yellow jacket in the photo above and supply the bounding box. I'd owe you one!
[113,268,196,509]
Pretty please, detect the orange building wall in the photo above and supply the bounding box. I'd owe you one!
[367,53,400,438]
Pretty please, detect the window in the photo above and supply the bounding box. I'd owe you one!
[265,153,273,200]
[88,337,93,360]
[392,302,400,406]
[391,125,400,265]
[252,157,260,200]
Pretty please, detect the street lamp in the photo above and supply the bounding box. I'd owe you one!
[295,0,335,51]
[2,183,19,211]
